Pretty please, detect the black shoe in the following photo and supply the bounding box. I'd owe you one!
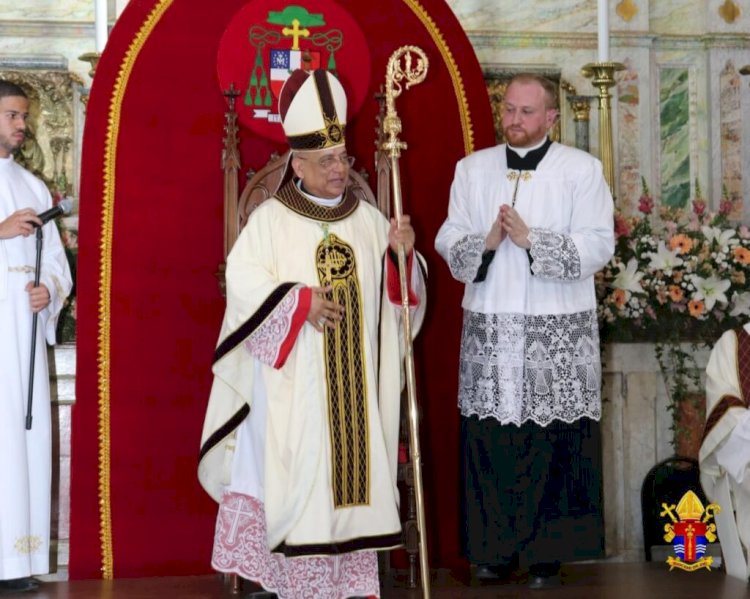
[527,573,561,589]
[474,563,513,583]
[527,562,561,589]
[0,578,39,593]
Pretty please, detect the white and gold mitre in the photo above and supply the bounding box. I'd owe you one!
[278,68,347,151]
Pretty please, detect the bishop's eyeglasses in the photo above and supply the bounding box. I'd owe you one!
[296,153,355,171]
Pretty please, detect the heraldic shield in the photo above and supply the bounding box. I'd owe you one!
[661,490,721,571]
[217,0,371,144]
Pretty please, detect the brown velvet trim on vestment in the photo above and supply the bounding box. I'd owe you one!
[737,327,750,403]
[702,328,750,442]
[702,395,747,443]
[198,403,250,462]
[273,531,403,557]
[275,179,359,222]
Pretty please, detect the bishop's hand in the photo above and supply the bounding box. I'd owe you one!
[307,285,344,333]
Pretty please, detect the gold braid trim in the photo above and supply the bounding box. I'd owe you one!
[97,0,174,579]
[402,0,475,155]
[317,234,370,507]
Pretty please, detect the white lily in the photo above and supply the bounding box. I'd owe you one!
[645,241,683,272]
[730,292,750,317]
[691,274,731,310]
[702,225,736,247]
[612,258,644,293]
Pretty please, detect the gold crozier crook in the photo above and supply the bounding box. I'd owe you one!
[381,45,431,598]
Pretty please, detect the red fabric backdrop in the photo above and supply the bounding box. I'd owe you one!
[71,0,495,579]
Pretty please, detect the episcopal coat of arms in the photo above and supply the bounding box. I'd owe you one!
[661,490,721,571]
[217,0,370,143]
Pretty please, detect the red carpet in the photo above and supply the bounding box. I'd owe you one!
[72,0,494,579]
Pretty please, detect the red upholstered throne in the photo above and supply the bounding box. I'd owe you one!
[71,0,494,581]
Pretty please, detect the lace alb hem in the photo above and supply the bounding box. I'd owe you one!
[528,228,581,280]
[212,491,380,599]
[458,309,601,427]
[448,234,486,284]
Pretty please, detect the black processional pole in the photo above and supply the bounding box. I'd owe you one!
[24,197,73,430]
[26,225,44,430]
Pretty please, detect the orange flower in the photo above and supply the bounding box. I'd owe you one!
[733,246,750,265]
[732,270,746,285]
[612,288,627,308]
[688,299,704,317]
[669,234,693,254]
[668,285,684,302]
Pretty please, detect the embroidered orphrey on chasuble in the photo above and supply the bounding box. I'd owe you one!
[316,232,370,508]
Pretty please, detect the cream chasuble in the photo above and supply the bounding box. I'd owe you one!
[199,180,426,591]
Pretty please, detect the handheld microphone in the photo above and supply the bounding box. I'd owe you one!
[32,198,74,227]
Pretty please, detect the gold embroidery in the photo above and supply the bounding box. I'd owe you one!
[403,0,474,155]
[316,233,370,507]
[98,0,174,580]
[506,170,532,207]
[8,266,35,273]
[505,171,532,182]
[14,536,42,554]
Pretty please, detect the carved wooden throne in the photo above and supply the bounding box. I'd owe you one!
[218,88,422,592]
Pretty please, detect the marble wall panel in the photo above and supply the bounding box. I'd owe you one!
[448,0,595,34]
[650,0,705,35]
[1,0,93,22]
[600,342,709,560]
[601,372,625,557]
[720,60,743,215]
[616,58,641,213]
[659,67,690,208]
[0,36,94,83]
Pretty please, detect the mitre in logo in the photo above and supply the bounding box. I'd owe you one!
[217,0,370,143]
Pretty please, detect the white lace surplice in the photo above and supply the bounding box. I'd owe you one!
[434,142,614,426]
[458,309,601,425]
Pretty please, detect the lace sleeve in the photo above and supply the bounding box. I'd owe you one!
[528,228,581,280]
[447,234,487,284]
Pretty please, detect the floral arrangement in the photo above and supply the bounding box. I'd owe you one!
[597,178,749,345]
[596,178,748,454]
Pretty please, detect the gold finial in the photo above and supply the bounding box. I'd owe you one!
[382,46,429,160]
[79,51,102,79]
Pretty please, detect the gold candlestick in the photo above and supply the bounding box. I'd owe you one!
[581,61,624,194]
[79,51,102,79]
